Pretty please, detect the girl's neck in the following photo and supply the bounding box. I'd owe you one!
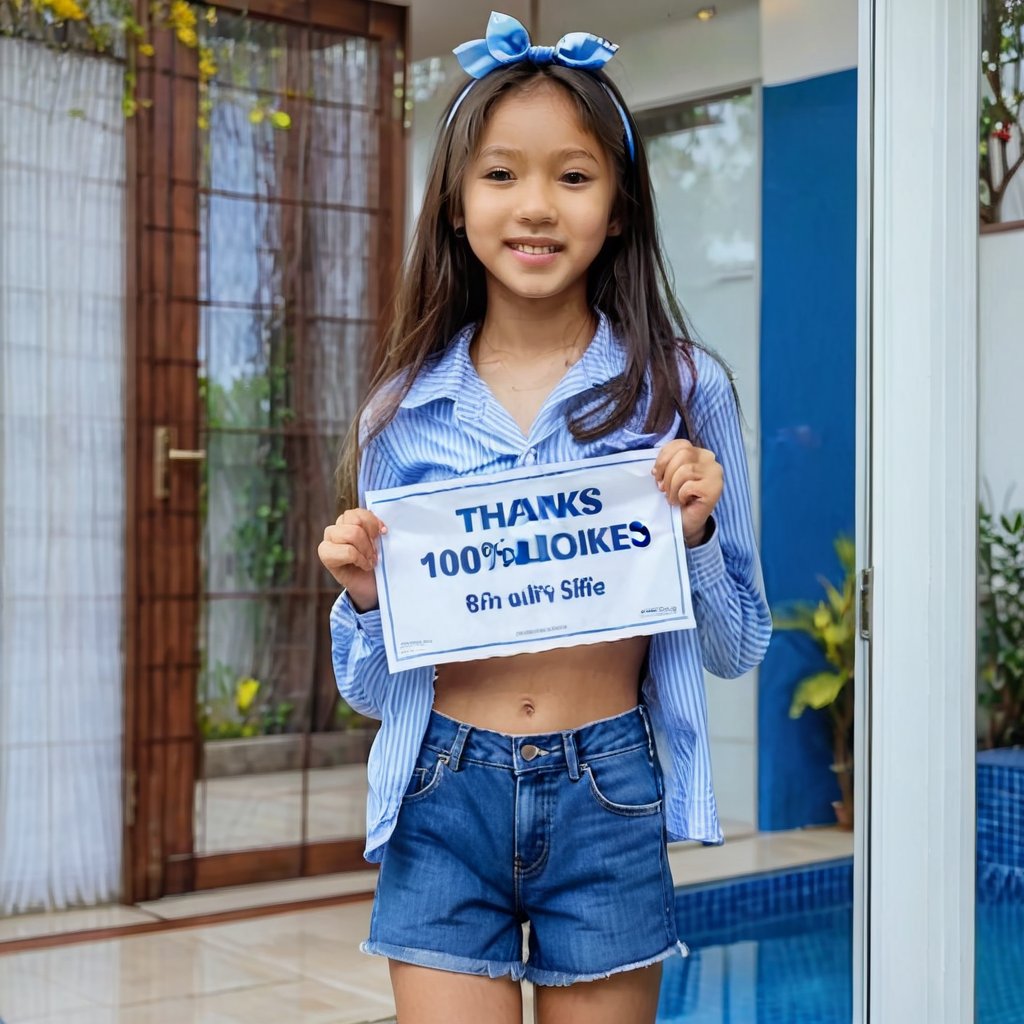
[478,290,596,360]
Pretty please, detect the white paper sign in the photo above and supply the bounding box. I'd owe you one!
[366,450,695,672]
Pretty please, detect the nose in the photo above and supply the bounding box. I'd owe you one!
[515,176,556,225]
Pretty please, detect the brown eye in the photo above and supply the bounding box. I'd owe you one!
[562,171,589,185]
[485,168,513,181]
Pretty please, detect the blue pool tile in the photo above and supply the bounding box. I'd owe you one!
[660,850,1023,1024]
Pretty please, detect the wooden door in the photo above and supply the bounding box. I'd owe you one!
[124,0,406,901]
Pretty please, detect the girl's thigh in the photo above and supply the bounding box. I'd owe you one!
[534,963,663,1024]
[388,960,524,1024]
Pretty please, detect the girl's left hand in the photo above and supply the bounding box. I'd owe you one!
[653,440,724,547]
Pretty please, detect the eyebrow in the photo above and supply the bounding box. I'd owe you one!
[476,145,600,163]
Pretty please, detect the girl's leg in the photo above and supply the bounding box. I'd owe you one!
[533,963,662,1024]
[389,960,524,1024]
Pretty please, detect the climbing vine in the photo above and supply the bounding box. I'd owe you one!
[0,0,293,130]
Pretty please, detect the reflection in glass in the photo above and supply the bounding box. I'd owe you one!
[192,8,381,854]
[640,91,760,832]
[641,84,861,1020]
[976,7,1024,1015]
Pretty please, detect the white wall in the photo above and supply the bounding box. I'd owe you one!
[609,4,760,109]
[979,230,1024,513]
[760,0,858,87]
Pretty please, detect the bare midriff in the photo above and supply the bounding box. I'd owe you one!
[432,635,650,735]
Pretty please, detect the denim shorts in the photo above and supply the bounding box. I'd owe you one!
[362,704,684,986]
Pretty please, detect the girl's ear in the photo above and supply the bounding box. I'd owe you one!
[607,217,623,237]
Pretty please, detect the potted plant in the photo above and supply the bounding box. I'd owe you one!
[978,505,1024,748]
[774,535,857,829]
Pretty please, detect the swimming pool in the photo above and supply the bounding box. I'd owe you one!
[657,858,1024,1024]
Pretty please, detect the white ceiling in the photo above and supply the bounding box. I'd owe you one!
[398,0,757,62]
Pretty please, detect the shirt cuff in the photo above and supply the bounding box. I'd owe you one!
[330,589,385,645]
[684,517,727,593]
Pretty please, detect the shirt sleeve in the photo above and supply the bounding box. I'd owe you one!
[684,363,772,678]
[329,428,417,720]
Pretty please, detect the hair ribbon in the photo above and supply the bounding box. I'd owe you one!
[446,11,637,162]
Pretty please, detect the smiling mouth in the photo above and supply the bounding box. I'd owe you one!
[507,243,561,255]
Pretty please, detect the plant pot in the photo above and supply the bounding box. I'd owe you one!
[202,726,379,778]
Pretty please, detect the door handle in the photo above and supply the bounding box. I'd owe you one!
[154,426,207,500]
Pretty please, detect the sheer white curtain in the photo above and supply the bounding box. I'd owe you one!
[0,38,126,912]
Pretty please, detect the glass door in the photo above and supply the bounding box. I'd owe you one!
[976,1,1024,1016]
[635,72,860,1019]
[124,0,406,899]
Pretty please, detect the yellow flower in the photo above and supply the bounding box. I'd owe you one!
[204,5,216,24]
[169,0,196,27]
[176,26,198,47]
[235,677,260,713]
[269,110,291,129]
[197,115,210,130]
[46,0,86,20]
[198,56,218,79]
[139,42,155,56]
[248,108,265,124]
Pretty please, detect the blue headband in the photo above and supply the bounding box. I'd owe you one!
[446,11,637,162]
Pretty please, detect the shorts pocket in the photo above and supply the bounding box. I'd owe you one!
[402,751,446,806]
[583,744,662,817]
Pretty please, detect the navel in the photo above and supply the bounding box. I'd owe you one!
[520,699,536,717]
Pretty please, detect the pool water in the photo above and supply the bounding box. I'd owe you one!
[656,860,1024,1024]
[657,904,852,1024]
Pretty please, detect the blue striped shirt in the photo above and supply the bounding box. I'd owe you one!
[330,312,771,862]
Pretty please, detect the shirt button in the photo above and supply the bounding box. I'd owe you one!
[523,448,537,465]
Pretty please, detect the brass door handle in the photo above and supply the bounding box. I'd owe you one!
[154,426,206,500]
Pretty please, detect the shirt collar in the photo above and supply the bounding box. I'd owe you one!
[398,311,626,415]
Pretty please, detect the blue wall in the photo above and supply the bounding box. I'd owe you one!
[758,70,858,830]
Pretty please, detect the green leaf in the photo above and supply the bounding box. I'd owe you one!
[789,671,849,718]
[834,535,856,574]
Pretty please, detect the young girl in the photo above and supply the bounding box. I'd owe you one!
[319,13,771,1024]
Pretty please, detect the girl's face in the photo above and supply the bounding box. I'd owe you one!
[458,83,621,311]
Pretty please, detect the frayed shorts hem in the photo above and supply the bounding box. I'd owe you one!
[360,940,527,981]
[525,940,690,987]
[360,938,689,988]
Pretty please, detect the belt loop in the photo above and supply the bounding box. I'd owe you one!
[638,703,655,760]
[562,731,581,781]
[447,723,471,772]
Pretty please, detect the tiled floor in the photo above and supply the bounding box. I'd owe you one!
[0,826,853,1024]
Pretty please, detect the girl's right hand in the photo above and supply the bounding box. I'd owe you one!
[318,509,388,613]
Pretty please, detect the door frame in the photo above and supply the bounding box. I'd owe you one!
[859,0,978,1019]
[122,0,407,902]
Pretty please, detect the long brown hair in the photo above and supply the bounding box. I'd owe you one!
[338,62,702,507]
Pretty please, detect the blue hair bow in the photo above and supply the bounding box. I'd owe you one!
[446,11,636,161]
[453,11,619,79]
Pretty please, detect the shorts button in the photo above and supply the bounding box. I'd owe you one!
[521,744,541,761]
